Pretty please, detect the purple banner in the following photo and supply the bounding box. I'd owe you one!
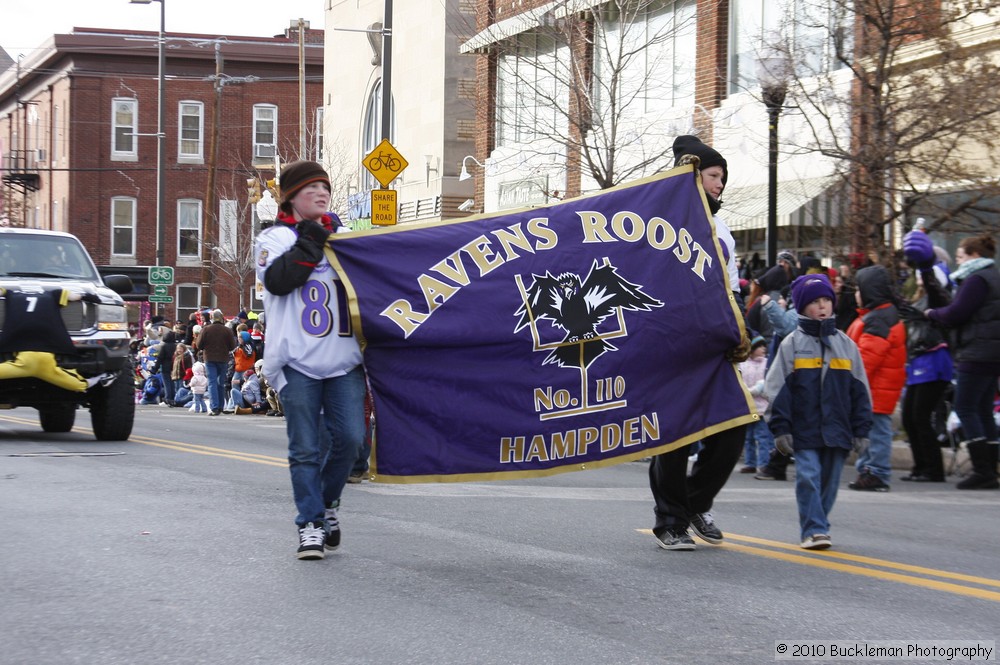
[327,166,755,483]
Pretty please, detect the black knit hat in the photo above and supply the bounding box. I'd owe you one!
[672,135,728,186]
[279,161,331,212]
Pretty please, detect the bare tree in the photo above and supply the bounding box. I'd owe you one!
[480,0,700,195]
[207,176,260,313]
[763,0,1000,255]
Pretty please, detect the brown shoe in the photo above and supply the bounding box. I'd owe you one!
[235,406,252,415]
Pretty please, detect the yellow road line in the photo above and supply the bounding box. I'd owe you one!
[128,434,287,466]
[130,438,288,468]
[726,533,1000,589]
[638,528,1000,603]
[0,413,288,468]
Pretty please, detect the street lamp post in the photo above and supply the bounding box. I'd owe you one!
[757,54,789,268]
[130,0,166,268]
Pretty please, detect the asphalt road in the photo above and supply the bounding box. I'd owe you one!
[1,405,997,665]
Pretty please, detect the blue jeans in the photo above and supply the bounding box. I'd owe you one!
[192,393,207,412]
[161,370,176,402]
[229,374,245,410]
[280,364,366,527]
[795,447,848,540]
[204,361,228,412]
[855,412,893,483]
[173,385,192,406]
[743,419,775,468]
[954,371,1000,442]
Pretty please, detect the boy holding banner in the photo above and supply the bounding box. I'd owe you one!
[255,161,367,560]
[649,136,750,551]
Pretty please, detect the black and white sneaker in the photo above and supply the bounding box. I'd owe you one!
[324,505,340,550]
[689,512,723,544]
[297,522,326,560]
[800,534,832,550]
[654,527,696,551]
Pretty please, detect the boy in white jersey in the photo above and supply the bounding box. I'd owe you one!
[254,161,366,560]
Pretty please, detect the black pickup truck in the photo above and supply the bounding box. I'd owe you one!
[0,228,135,440]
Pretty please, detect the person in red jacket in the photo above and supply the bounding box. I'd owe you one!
[846,265,907,491]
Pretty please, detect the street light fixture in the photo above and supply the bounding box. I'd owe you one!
[459,155,484,182]
[756,51,790,267]
[129,0,166,269]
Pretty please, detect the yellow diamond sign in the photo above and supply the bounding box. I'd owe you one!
[363,139,408,188]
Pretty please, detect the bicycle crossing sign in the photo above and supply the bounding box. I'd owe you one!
[148,265,174,286]
[363,139,408,188]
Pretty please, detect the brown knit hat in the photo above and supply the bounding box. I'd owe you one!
[279,161,331,212]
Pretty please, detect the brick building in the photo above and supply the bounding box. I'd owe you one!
[0,24,324,325]
[456,1,1000,263]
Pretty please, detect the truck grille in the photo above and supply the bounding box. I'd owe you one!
[0,299,96,333]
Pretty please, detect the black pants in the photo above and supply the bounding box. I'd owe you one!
[901,380,948,480]
[649,425,746,534]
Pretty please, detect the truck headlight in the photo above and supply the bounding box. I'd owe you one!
[96,304,128,331]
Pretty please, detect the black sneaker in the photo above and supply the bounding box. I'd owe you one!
[754,466,786,481]
[324,505,340,550]
[848,473,890,492]
[297,522,326,560]
[654,527,696,551]
[689,512,723,544]
[956,473,1000,490]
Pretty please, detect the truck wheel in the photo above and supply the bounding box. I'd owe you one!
[91,362,135,441]
[39,404,77,433]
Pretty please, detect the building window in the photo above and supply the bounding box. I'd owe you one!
[178,101,204,161]
[111,197,136,256]
[111,98,137,160]
[253,104,277,160]
[642,0,696,112]
[216,199,238,262]
[729,0,848,94]
[177,199,202,258]
[495,33,563,147]
[176,284,202,324]
[362,80,395,189]
[315,107,324,162]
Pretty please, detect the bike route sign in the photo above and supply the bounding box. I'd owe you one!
[148,265,174,286]
[363,139,408,188]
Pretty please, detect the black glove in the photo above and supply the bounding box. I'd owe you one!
[295,219,333,248]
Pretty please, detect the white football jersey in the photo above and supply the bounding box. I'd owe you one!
[254,223,362,393]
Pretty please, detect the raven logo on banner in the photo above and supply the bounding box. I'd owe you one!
[326,165,756,483]
[514,259,662,422]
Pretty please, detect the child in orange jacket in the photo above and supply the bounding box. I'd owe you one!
[846,265,907,491]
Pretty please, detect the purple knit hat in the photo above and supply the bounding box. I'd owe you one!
[791,273,836,308]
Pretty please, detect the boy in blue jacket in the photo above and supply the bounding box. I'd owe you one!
[765,274,874,549]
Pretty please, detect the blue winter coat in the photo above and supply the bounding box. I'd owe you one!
[765,317,873,451]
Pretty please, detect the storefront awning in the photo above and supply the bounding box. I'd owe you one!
[460,1,613,53]
[460,3,558,53]
[722,176,840,232]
